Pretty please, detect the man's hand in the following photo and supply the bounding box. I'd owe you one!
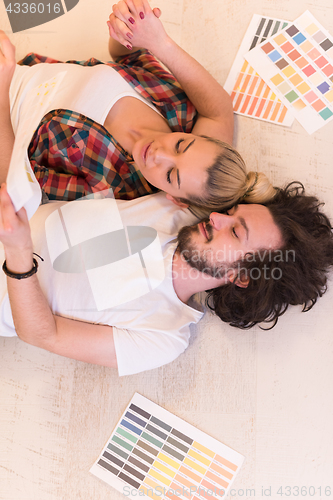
[0,184,33,262]
[107,0,165,53]
[0,31,16,92]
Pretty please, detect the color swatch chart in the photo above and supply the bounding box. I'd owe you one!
[245,11,333,134]
[224,15,294,126]
[90,393,244,499]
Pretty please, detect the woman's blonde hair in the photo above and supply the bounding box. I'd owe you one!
[180,136,277,217]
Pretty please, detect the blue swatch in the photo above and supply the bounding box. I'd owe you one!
[268,50,282,62]
[293,32,306,45]
[121,419,143,436]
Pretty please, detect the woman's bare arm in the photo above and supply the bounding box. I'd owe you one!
[108,0,233,144]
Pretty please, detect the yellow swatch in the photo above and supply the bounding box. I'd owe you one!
[193,441,215,458]
[188,449,211,466]
[184,457,206,475]
[153,460,176,478]
[150,469,171,486]
[157,452,180,470]
[271,74,284,86]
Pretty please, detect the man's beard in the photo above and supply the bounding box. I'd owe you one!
[177,220,230,279]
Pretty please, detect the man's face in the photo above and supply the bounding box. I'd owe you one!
[177,204,283,279]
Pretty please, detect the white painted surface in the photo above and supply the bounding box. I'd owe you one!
[0,0,332,498]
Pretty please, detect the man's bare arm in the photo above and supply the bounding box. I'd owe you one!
[0,31,15,185]
[108,0,233,144]
[0,185,117,368]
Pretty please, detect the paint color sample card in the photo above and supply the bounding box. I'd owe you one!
[245,11,333,134]
[224,15,294,126]
[90,393,244,499]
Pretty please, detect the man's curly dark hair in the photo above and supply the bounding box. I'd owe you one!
[206,182,333,329]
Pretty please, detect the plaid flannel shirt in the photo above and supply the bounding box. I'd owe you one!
[19,50,197,201]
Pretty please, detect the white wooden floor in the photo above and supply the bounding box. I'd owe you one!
[1,0,333,499]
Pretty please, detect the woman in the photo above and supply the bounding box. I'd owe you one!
[1,0,276,214]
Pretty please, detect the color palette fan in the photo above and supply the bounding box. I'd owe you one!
[90,393,244,499]
[245,11,333,134]
[224,14,294,127]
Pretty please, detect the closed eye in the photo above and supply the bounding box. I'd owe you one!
[167,169,172,184]
[232,227,239,238]
[175,138,184,152]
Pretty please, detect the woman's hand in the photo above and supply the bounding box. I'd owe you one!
[0,31,16,92]
[107,0,167,53]
[0,184,33,259]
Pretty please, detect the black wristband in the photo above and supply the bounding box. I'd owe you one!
[2,258,39,280]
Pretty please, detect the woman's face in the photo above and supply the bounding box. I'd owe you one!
[132,133,220,203]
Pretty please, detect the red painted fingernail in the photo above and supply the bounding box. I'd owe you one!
[126,44,132,50]
[127,32,133,39]
[129,17,135,24]
[139,12,144,19]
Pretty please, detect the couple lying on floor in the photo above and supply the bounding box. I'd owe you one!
[0,0,332,376]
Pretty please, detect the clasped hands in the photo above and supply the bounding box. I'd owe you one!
[108,0,167,53]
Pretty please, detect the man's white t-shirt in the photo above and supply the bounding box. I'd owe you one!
[0,193,204,376]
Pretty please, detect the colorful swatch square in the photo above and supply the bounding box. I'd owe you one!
[295,57,308,69]
[309,72,324,86]
[286,25,299,37]
[281,41,294,53]
[313,31,326,43]
[303,65,315,76]
[297,82,311,94]
[315,56,328,68]
[283,65,296,78]
[317,81,330,94]
[276,58,289,69]
[321,39,333,51]
[293,32,306,45]
[289,49,301,61]
[312,99,325,111]
[262,42,274,54]
[308,48,321,60]
[322,64,333,77]
[271,73,284,86]
[290,73,303,86]
[292,99,307,110]
[278,82,292,94]
[274,33,287,45]
[268,50,282,62]
[304,90,317,103]
[324,89,333,102]
[299,40,313,52]
[319,107,333,119]
[306,23,319,35]
[285,90,299,103]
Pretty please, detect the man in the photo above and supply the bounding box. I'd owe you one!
[0,183,332,376]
